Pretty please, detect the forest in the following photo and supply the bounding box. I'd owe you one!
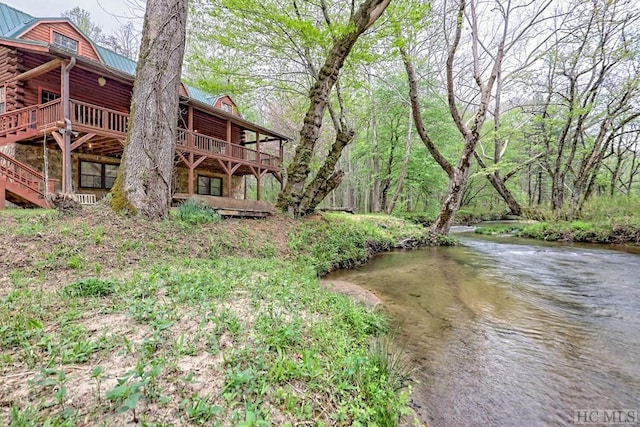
[178,0,640,233]
[63,0,640,233]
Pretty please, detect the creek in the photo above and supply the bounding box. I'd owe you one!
[325,228,640,426]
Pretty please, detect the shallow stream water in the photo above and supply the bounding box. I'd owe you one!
[325,230,640,426]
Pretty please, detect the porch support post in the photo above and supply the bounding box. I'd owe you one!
[60,58,76,193]
[0,176,6,210]
[256,170,261,201]
[187,106,194,148]
[256,132,261,165]
[186,155,206,195]
[226,161,233,197]
[188,161,194,195]
[279,139,283,162]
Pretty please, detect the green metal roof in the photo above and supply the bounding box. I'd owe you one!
[0,2,33,37]
[95,45,137,76]
[183,84,220,105]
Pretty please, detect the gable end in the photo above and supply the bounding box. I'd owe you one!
[17,21,101,62]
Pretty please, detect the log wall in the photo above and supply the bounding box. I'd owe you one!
[21,52,132,112]
[0,47,25,110]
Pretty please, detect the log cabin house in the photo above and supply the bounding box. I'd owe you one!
[0,2,287,213]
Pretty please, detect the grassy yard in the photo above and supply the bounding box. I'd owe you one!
[0,204,431,426]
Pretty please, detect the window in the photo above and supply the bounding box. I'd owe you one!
[197,176,222,196]
[80,161,118,189]
[52,31,78,54]
[0,86,5,114]
[221,102,232,113]
[41,90,60,104]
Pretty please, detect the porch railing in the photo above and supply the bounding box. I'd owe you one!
[37,99,63,129]
[0,150,49,197]
[0,100,281,169]
[69,99,129,135]
[0,99,64,139]
[177,128,281,168]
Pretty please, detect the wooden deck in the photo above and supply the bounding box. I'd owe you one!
[173,193,276,217]
[0,99,283,175]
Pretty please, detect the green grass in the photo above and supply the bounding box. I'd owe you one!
[517,196,640,243]
[289,213,434,274]
[175,198,222,225]
[474,225,524,235]
[0,209,425,425]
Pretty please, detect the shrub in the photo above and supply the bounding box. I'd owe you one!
[176,198,221,225]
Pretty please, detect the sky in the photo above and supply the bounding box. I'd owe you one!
[2,0,144,33]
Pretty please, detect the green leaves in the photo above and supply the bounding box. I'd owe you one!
[62,278,117,298]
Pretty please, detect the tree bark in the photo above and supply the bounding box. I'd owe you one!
[111,0,188,218]
[402,0,505,235]
[298,129,354,214]
[474,152,522,216]
[276,0,392,216]
[387,107,413,214]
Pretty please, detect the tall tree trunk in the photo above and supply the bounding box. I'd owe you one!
[369,72,382,213]
[387,108,413,214]
[111,0,188,218]
[298,129,354,214]
[276,0,392,216]
[474,152,523,216]
[402,0,505,235]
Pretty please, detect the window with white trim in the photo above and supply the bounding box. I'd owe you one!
[52,31,79,54]
[0,86,5,114]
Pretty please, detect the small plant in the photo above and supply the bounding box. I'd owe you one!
[63,278,116,297]
[66,254,85,270]
[91,366,105,402]
[182,393,222,425]
[368,336,414,392]
[93,226,105,244]
[32,368,69,410]
[176,198,221,225]
[105,362,163,423]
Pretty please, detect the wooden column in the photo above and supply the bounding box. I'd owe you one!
[279,140,283,162]
[187,106,194,146]
[0,176,6,210]
[184,106,196,194]
[226,120,232,158]
[60,59,75,193]
[256,132,261,164]
[256,172,261,201]
[188,157,195,195]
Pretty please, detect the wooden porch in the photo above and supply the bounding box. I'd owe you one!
[0,97,284,200]
[173,193,276,217]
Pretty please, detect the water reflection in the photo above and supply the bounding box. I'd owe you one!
[325,236,640,426]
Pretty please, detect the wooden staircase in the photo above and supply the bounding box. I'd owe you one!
[0,105,40,147]
[0,151,51,208]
